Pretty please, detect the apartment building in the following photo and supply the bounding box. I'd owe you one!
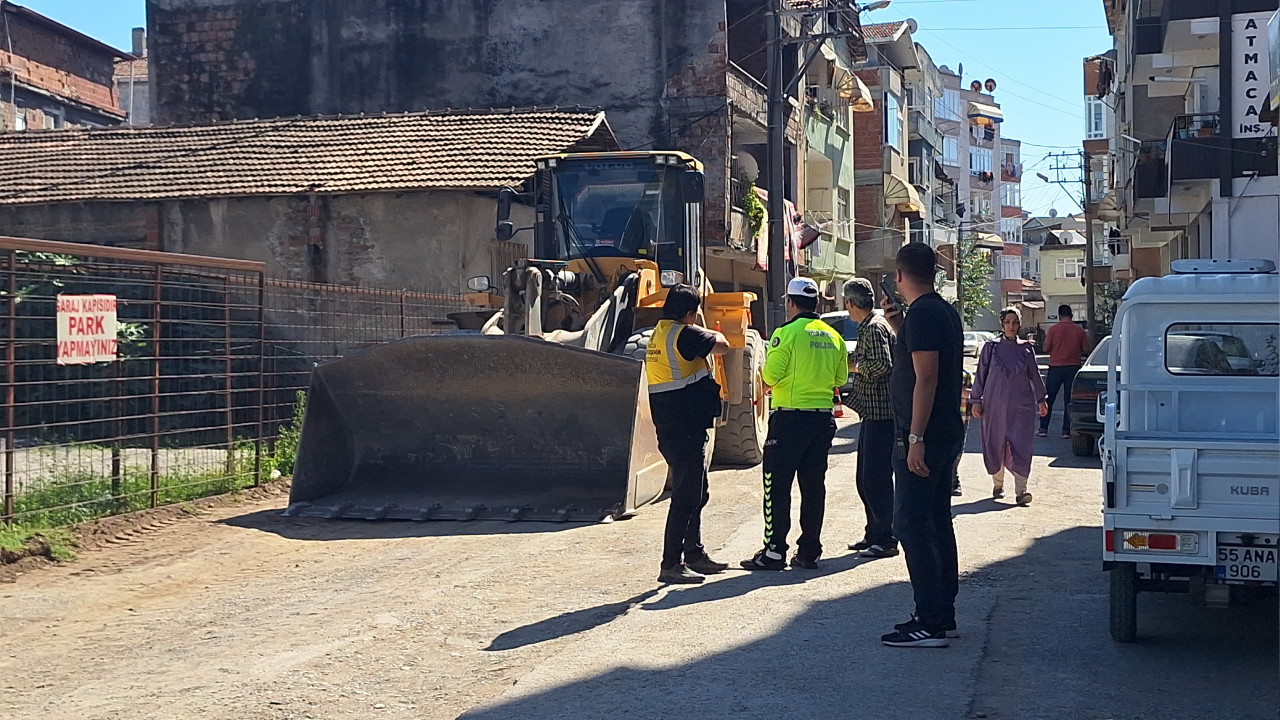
[0,1,130,130]
[1096,0,1278,277]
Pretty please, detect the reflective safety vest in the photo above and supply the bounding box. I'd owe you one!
[645,319,711,394]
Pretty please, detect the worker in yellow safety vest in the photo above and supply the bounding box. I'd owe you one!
[646,284,730,585]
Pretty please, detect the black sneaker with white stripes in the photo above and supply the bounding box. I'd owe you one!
[881,618,950,648]
[894,614,958,637]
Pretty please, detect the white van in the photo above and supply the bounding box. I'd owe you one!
[1100,258,1279,642]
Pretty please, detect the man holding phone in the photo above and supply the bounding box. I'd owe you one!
[877,243,965,648]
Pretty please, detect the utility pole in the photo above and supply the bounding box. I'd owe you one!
[765,0,788,333]
[1082,154,1097,345]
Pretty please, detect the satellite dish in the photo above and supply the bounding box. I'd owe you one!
[958,62,964,79]
[970,80,982,92]
[1049,208,1059,218]
[985,78,997,92]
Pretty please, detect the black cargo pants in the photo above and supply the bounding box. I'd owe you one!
[762,410,837,561]
[655,421,711,569]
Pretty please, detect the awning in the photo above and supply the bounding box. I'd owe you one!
[967,101,1004,124]
[973,232,1004,249]
[1019,300,1045,309]
[1094,190,1121,221]
[883,173,923,215]
[837,71,876,113]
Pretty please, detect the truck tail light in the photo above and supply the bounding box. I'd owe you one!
[1105,529,1114,552]
[1120,531,1199,553]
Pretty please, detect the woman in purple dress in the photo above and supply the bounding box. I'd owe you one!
[969,308,1048,506]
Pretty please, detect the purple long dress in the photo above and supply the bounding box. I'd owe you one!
[970,337,1047,478]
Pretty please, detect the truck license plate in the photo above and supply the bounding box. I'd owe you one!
[1215,546,1279,583]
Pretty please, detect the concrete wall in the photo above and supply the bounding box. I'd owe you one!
[0,191,529,294]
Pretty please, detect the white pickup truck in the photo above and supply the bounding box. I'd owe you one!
[1100,258,1279,643]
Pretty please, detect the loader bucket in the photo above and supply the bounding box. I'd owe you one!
[284,335,667,522]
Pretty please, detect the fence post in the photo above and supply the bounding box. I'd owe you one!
[150,265,161,508]
[399,292,406,338]
[255,272,265,486]
[3,250,15,524]
[223,276,235,478]
[110,359,121,505]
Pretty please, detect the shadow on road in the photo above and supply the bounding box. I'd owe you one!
[486,589,662,651]
[220,508,600,540]
[463,526,1278,720]
[951,498,1021,517]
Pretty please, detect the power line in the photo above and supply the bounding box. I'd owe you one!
[927,26,1106,31]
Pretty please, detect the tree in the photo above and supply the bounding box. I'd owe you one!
[954,233,993,327]
[1094,278,1129,338]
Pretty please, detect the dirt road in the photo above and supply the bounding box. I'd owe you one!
[1,417,1275,720]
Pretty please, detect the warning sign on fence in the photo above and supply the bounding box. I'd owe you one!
[56,294,118,365]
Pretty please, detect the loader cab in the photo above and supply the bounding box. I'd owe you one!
[528,153,705,287]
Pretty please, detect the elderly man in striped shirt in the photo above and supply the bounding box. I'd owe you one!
[842,278,899,559]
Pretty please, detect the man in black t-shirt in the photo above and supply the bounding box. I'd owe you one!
[878,242,965,648]
[646,285,731,585]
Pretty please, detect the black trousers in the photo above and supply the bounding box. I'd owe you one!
[762,411,837,560]
[856,417,897,547]
[1042,365,1080,433]
[892,434,963,629]
[655,422,711,569]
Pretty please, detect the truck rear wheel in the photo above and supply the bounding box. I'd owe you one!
[1109,563,1138,643]
[713,329,767,467]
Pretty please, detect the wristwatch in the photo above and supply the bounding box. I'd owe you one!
[908,433,923,445]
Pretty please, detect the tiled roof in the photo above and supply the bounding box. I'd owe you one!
[114,57,148,80]
[861,21,908,41]
[0,109,616,206]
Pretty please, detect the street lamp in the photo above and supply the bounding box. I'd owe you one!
[860,1,892,11]
[1036,172,1051,183]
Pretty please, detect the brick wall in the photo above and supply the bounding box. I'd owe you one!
[0,10,122,118]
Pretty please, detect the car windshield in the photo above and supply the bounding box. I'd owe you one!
[822,315,858,342]
[552,160,678,267]
[1085,336,1113,366]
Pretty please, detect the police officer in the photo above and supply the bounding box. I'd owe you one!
[741,277,849,571]
[647,284,731,584]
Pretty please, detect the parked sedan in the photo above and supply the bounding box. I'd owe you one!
[1068,335,1114,457]
[962,331,995,358]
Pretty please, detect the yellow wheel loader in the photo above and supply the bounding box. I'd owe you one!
[286,151,767,522]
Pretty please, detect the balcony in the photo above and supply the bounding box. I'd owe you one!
[1000,162,1022,183]
[908,110,941,151]
[1167,113,1225,183]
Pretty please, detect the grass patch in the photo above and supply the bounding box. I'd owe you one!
[0,523,77,563]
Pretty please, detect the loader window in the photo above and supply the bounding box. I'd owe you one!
[552,162,682,268]
[1165,324,1279,376]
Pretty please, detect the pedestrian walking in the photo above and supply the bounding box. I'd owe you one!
[741,277,849,572]
[840,278,899,560]
[969,308,1049,507]
[646,285,732,585]
[1040,305,1091,438]
[877,242,965,648]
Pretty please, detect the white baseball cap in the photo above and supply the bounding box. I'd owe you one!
[786,277,819,298]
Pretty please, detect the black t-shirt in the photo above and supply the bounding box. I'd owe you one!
[890,292,964,443]
[676,324,718,362]
[648,324,722,429]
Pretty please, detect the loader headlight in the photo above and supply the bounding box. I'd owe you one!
[660,270,685,287]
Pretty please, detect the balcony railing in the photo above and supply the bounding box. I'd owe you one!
[1171,112,1220,140]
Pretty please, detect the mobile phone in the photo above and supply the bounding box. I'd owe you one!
[880,277,906,314]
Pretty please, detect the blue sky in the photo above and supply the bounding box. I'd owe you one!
[23,0,1109,216]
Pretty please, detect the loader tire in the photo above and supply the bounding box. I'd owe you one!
[713,329,767,467]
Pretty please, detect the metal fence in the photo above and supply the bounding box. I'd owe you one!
[0,236,470,528]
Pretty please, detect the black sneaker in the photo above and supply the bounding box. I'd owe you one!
[881,619,949,648]
[685,554,729,575]
[992,487,1005,499]
[859,544,899,559]
[894,614,958,637]
[789,554,819,570]
[951,483,963,497]
[848,538,873,552]
[657,564,704,584]
[740,550,787,571]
